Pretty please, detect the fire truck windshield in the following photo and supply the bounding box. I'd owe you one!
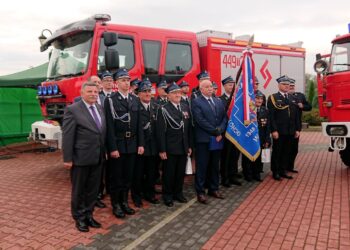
[47,31,93,79]
[330,42,350,72]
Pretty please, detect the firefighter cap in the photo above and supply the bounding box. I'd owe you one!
[179,81,189,88]
[276,75,290,84]
[288,78,296,85]
[212,82,218,89]
[222,76,235,85]
[101,71,113,80]
[130,78,142,87]
[166,82,181,94]
[157,80,167,89]
[196,71,210,80]
[114,68,131,80]
[255,90,264,98]
[138,78,152,92]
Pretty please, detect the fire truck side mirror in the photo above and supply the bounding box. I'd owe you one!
[105,49,119,70]
[314,59,328,74]
[103,32,118,47]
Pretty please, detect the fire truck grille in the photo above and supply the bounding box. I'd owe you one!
[341,99,350,105]
[46,103,66,117]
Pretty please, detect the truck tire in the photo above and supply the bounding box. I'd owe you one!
[339,140,350,167]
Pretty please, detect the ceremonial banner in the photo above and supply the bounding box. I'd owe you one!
[225,49,260,161]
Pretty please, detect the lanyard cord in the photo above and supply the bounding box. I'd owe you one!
[108,98,131,123]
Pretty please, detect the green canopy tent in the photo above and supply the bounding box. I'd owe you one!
[0,63,47,146]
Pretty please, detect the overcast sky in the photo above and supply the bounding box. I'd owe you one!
[0,0,349,76]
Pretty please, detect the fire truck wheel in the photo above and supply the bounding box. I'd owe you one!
[339,140,350,167]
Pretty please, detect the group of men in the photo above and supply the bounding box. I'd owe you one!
[62,68,310,232]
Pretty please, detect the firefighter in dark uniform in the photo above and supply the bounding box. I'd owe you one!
[156,83,193,207]
[131,79,160,207]
[252,90,271,180]
[254,77,266,107]
[155,80,168,106]
[219,76,242,187]
[179,81,190,107]
[212,82,218,97]
[105,68,145,218]
[191,71,210,100]
[267,75,301,181]
[288,78,312,173]
[130,78,141,96]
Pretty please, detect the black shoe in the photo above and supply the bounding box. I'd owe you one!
[164,200,174,207]
[244,177,253,182]
[254,176,262,182]
[273,174,282,181]
[281,174,293,179]
[113,204,125,218]
[174,196,188,203]
[145,197,160,204]
[75,219,89,232]
[95,200,106,208]
[229,179,242,186]
[234,173,243,179]
[87,217,101,228]
[288,169,299,173]
[121,203,136,215]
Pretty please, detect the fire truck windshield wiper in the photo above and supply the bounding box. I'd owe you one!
[333,63,350,66]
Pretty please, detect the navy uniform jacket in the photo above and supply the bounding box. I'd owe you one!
[191,95,227,143]
[105,92,144,154]
[156,102,193,155]
[219,93,230,110]
[290,92,312,128]
[155,96,167,106]
[267,92,301,136]
[256,106,271,147]
[139,100,158,156]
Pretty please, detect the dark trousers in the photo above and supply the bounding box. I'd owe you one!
[252,149,264,173]
[195,143,221,195]
[70,163,102,221]
[97,158,110,198]
[162,154,187,202]
[242,154,260,180]
[271,135,293,175]
[220,139,240,184]
[109,153,136,207]
[288,137,299,170]
[132,155,157,202]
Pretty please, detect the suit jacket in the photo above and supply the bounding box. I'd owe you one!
[191,95,227,143]
[156,102,193,155]
[62,100,106,166]
[139,100,158,156]
[267,92,301,136]
[105,92,144,154]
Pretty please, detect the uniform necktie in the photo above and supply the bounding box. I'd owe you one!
[208,98,215,113]
[284,94,289,104]
[90,106,102,131]
[177,105,181,112]
[147,105,150,112]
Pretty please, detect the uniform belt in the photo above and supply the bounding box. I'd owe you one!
[116,131,135,139]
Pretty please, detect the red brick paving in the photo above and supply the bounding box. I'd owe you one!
[203,131,350,249]
[0,151,126,249]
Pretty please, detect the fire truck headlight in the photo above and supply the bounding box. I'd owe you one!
[42,86,47,95]
[47,85,53,95]
[326,125,348,136]
[37,86,42,96]
[53,84,59,95]
[314,59,328,73]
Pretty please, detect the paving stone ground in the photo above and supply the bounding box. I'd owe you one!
[0,131,348,249]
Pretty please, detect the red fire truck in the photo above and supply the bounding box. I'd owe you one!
[31,14,305,147]
[314,24,350,166]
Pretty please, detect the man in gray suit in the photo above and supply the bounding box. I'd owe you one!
[62,81,106,232]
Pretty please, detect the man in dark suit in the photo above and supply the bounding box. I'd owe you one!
[219,76,242,187]
[105,68,145,218]
[156,83,193,207]
[192,79,227,204]
[131,78,160,207]
[288,78,312,172]
[62,81,106,232]
[267,75,301,181]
